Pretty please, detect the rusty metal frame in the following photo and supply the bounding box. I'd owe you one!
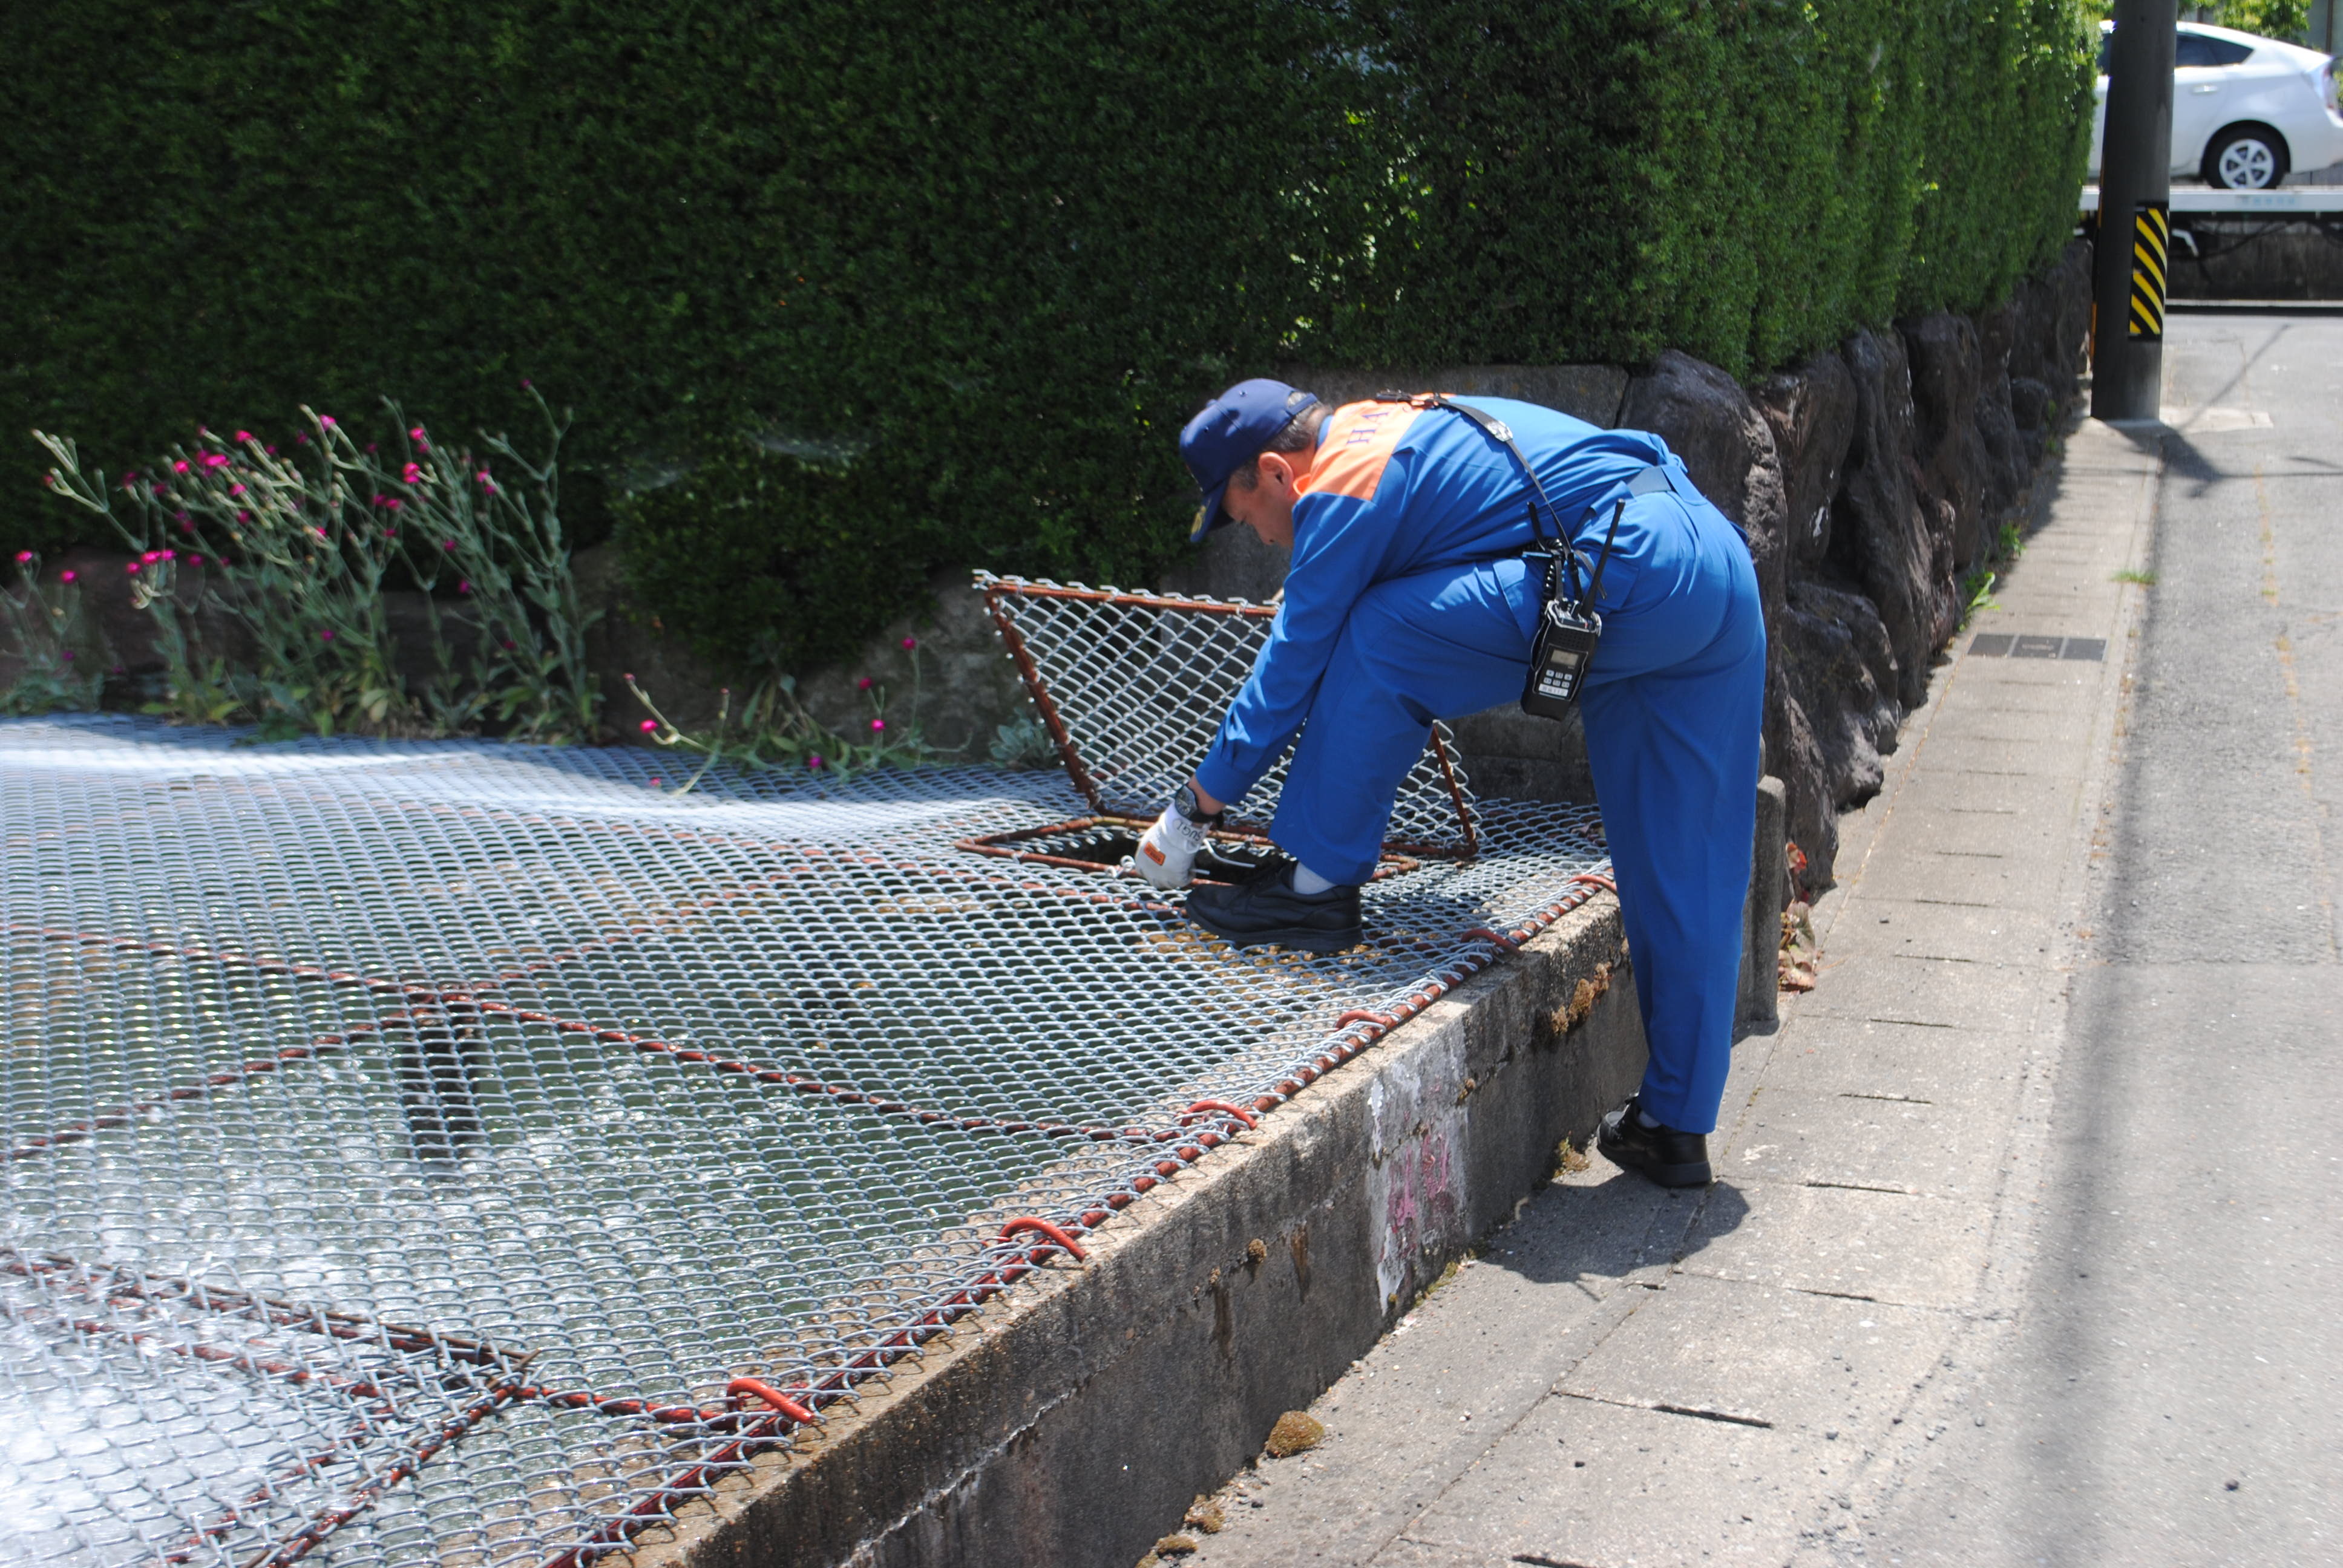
[980,577,1480,858]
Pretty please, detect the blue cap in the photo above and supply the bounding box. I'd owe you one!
[1179,379,1320,542]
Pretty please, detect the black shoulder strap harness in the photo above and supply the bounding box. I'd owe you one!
[1372,390,1624,616]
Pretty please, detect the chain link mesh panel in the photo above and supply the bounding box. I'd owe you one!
[975,574,1477,852]
[2,586,1606,1568]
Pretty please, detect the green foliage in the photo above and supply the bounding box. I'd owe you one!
[35,400,598,740]
[0,554,105,714]
[2204,0,2310,38]
[4,1,2094,679]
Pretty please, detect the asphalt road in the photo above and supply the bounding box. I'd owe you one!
[1858,313,2343,1563]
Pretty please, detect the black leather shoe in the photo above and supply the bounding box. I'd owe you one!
[1184,860,1363,953]
[1597,1096,1712,1187]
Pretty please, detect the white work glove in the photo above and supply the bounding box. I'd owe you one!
[1135,801,1214,889]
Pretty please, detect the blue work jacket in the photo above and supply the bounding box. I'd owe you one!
[1194,396,1679,808]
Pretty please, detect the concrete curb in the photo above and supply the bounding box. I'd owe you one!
[629,897,1645,1568]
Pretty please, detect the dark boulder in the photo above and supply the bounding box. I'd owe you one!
[1766,687,1838,895]
[1755,351,1859,573]
[1773,579,1902,895]
[2008,238,2094,397]
[1619,350,1790,618]
[1899,312,1991,573]
[1970,301,2029,518]
[1829,330,1956,710]
[2010,376,2054,440]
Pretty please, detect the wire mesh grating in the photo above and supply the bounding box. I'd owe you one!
[3,581,1608,1567]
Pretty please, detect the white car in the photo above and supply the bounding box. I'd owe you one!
[2091,19,2343,188]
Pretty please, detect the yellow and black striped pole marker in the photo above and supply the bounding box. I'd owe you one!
[2129,200,2169,340]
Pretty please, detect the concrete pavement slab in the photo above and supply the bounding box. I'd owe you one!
[1752,1021,2040,1115]
[1845,844,2079,913]
[1790,950,2056,1035]
[1676,1180,1993,1310]
[1381,1397,1809,1568]
[1719,1084,2016,1198]
[1818,898,2060,964]
[1901,731,2096,779]
[1557,1272,1951,1436]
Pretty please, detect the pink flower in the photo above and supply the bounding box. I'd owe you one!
[172,460,190,474]
[370,494,388,507]
[12,550,29,563]
[408,425,427,441]
[236,510,251,522]
[187,555,203,566]
[442,540,457,552]
[384,499,402,512]
[200,452,229,469]
[807,754,825,769]
[382,526,398,538]
[871,717,886,732]
[151,484,166,495]
[856,676,873,690]
[159,549,175,561]
[320,629,335,642]
[294,433,309,446]
[457,580,472,595]
[402,463,423,485]
[312,527,327,540]
[229,483,246,497]
[500,638,516,650]
[59,570,76,583]
[234,430,252,442]
[267,445,279,456]
[649,777,663,788]
[320,415,336,427]
[125,561,140,573]
[365,443,378,454]
[520,378,532,389]
[140,550,160,563]
[639,719,658,733]
[901,635,917,650]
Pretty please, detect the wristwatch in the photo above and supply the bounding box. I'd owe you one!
[1174,782,1224,827]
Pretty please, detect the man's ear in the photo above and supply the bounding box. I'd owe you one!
[1258,450,1305,491]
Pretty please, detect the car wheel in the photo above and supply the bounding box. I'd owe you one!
[2204,126,2288,189]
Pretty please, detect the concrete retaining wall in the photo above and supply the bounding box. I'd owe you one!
[2169,217,2343,299]
[628,898,1646,1568]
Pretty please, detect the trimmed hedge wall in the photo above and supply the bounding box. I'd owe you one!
[4,1,2092,676]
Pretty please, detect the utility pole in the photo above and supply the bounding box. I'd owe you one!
[2092,0,2177,421]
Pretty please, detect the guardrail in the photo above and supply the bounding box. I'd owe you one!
[2080,184,2343,214]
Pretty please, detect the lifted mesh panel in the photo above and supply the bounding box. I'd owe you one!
[975,574,1478,853]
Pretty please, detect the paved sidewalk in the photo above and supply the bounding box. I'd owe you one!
[1175,412,2163,1567]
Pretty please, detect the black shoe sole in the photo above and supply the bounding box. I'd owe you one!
[1596,1124,1713,1187]
[1186,909,1363,953]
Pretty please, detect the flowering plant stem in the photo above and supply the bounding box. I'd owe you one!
[33,388,600,742]
[626,656,937,790]
[0,552,105,714]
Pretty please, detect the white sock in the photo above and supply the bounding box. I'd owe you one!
[1636,1106,1664,1129]
[1291,861,1339,896]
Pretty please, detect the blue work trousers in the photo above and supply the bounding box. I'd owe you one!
[1267,486,1765,1135]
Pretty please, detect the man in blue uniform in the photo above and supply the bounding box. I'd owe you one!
[1135,378,1764,1186]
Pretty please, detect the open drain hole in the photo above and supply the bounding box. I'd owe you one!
[955,816,1424,880]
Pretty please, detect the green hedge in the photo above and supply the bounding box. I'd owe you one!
[3,1,2092,676]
